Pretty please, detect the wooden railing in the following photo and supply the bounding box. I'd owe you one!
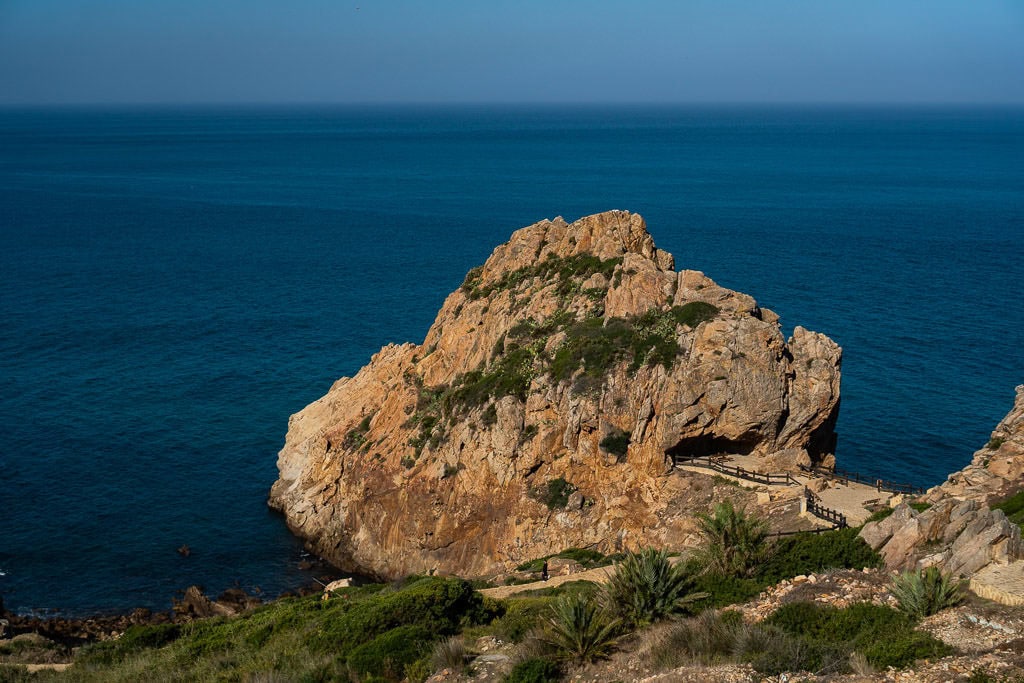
[672,454,850,535]
[800,464,925,495]
[672,454,800,487]
[803,488,848,529]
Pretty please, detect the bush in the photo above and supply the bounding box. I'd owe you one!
[533,477,575,510]
[865,507,895,523]
[889,566,964,620]
[347,623,432,681]
[765,600,952,670]
[688,571,763,609]
[694,500,769,577]
[603,548,707,627]
[599,429,630,460]
[756,527,882,583]
[504,657,562,683]
[541,593,620,663]
[671,301,719,328]
[517,548,610,573]
[644,610,738,669]
[489,597,551,643]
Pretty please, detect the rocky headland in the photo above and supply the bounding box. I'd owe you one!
[268,210,842,580]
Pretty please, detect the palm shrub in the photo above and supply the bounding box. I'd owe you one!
[694,500,770,577]
[603,547,707,627]
[541,593,620,663]
[889,566,964,620]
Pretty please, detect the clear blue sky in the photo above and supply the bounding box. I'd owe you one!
[1,0,1022,105]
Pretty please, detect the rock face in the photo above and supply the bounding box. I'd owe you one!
[860,500,1022,577]
[269,211,842,579]
[860,385,1024,577]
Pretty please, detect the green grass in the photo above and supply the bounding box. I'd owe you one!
[992,489,1024,531]
[47,577,496,682]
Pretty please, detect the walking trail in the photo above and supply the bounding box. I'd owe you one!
[482,457,896,600]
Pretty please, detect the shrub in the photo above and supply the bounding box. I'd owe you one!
[347,623,432,681]
[599,429,630,461]
[533,477,575,510]
[756,527,882,583]
[489,598,551,643]
[603,548,707,627]
[738,624,849,676]
[430,635,466,673]
[765,600,952,670]
[865,506,896,523]
[693,500,769,577]
[517,548,611,573]
[504,657,562,683]
[987,436,1005,450]
[644,609,738,669]
[889,566,964,620]
[671,301,720,328]
[688,571,763,609]
[541,593,620,663]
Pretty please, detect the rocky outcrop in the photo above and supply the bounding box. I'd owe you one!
[928,384,1024,505]
[269,211,842,580]
[859,386,1024,577]
[860,500,1022,577]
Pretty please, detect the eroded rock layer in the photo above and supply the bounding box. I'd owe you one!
[269,211,842,579]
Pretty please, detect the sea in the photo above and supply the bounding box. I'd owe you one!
[1,106,1022,616]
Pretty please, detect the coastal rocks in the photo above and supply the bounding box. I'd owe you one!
[269,211,842,580]
[929,384,1024,505]
[860,386,1024,583]
[173,586,262,621]
[858,500,1023,576]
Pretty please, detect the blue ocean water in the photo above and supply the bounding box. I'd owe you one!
[1,106,1022,615]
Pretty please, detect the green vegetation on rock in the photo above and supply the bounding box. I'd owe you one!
[461,253,623,301]
[992,489,1024,532]
[404,252,723,460]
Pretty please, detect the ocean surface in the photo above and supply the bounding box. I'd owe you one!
[1,106,1022,615]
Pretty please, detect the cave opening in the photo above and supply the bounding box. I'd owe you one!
[665,433,760,461]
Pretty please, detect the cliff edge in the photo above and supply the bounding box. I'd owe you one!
[268,211,842,579]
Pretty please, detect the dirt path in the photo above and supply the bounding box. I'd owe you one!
[479,564,617,599]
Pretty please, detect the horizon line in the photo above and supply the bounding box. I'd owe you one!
[3,100,1024,111]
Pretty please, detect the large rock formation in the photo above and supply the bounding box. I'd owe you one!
[269,211,842,579]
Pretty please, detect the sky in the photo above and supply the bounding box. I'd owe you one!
[1,0,1022,106]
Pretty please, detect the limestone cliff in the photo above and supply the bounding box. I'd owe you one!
[268,211,842,579]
